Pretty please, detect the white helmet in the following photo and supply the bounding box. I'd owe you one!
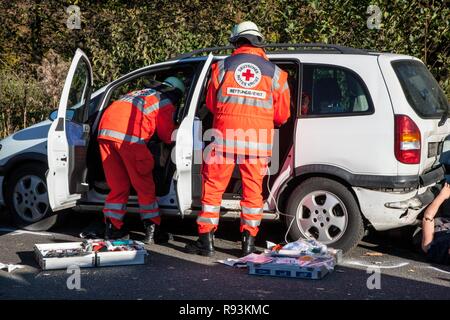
[229,21,264,47]
[162,76,185,94]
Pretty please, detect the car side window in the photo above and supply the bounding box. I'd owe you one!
[301,64,372,116]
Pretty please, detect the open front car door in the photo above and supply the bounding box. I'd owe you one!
[46,49,93,211]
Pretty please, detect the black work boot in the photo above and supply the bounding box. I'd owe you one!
[104,219,129,240]
[143,220,172,244]
[185,232,215,257]
[241,230,256,256]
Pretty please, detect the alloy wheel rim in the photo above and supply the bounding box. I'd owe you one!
[295,190,348,244]
[13,175,49,222]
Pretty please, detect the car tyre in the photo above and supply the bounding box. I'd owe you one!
[284,177,365,253]
[5,163,66,231]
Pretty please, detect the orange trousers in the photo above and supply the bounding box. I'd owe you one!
[198,152,268,237]
[99,139,160,230]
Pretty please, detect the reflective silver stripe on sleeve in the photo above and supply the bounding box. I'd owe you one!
[144,102,159,115]
[98,129,146,144]
[196,216,220,225]
[217,60,226,84]
[159,98,172,108]
[140,212,160,220]
[105,203,127,211]
[120,96,147,114]
[143,98,173,115]
[272,66,281,90]
[214,137,272,151]
[281,81,289,92]
[104,210,125,221]
[241,206,263,215]
[217,91,273,109]
[140,202,159,211]
[240,218,261,227]
[202,204,221,213]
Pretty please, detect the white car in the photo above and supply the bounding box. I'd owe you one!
[1,44,449,252]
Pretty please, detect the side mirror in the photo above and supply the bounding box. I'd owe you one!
[48,109,75,121]
[48,110,58,121]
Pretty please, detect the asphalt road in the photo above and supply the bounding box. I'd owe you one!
[0,209,449,300]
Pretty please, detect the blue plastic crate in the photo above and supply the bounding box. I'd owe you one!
[247,261,330,280]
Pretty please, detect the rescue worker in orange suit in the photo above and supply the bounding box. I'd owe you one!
[186,22,291,257]
[97,77,185,243]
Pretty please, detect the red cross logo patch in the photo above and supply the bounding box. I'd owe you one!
[235,63,262,88]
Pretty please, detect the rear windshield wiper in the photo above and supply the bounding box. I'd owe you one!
[438,108,449,127]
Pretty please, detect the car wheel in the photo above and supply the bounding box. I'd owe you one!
[285,177,364,253]
[5,163,65,231]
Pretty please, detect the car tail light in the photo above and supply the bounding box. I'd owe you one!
[395,115,421,164]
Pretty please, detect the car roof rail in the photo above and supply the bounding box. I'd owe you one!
[174,43,368,59]
[264,43,368,54]
[175,46,235,60]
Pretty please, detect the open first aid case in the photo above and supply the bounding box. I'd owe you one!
[34,240,148,270]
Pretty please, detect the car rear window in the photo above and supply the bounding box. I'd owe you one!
[392,60,449,118]
[300,64,373,116]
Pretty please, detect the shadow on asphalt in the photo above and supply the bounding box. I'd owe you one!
[0,208,443,265]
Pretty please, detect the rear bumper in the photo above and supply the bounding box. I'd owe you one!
[353,183,441,231]
[419,165,445,187]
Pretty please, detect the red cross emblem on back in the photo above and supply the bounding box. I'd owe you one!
[242,69,255,81]
[234,63,262,88]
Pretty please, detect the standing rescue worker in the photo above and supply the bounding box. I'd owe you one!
[186,22,291,257]
[98,77,185,243]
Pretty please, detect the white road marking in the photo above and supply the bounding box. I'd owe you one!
[344,260,410,269]
[427,266,450,274]
[0,227,53,237]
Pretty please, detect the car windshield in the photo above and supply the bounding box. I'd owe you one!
[392,60,449,118]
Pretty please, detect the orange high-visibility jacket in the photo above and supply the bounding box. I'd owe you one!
[98,88,176,145]
[206,45,291,157]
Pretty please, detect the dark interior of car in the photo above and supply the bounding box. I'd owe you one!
[85,63,200,198]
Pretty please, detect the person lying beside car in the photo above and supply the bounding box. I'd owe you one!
[421,182,450,265]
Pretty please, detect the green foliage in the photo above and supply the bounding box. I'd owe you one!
[0,0,448,138]
[0,68,50,137]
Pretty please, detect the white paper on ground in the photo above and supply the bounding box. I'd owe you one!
[0,227,53,237]
[266,241,277,249]
[217,253,274,268]
[217,259,248,268]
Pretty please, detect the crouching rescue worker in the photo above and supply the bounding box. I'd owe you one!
[97,77,185,243]
[186,21,291,257]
